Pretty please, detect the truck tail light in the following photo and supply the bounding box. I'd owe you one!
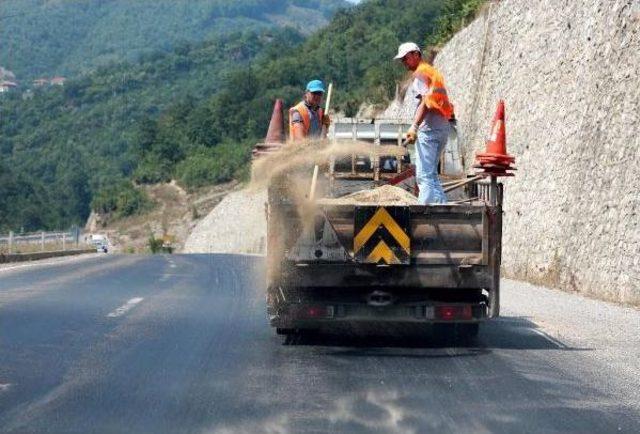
[435,305,473,321]
[296,305,334,319]
[307,306,324,317]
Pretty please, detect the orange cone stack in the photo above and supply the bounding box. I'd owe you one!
[474,100,516,177]
[264,99,285,144]
[253,99,284,158]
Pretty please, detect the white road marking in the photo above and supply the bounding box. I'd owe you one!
[0,254,100,273]
[159,273,176,282]
[0,383,12,392]
[107,297,144,318]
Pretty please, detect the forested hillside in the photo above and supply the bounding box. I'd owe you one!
[0,30,300,231]
[0,0,484,232]
[0,0,347,79]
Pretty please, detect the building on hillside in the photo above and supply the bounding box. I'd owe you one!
[33,78,49,87]
[50,76,66,86]
[0,81,18,93]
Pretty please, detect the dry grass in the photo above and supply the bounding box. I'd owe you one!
[90,180,240,253]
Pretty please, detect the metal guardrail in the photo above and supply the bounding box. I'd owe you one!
[0,228,85,254]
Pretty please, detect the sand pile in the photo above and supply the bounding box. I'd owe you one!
[316,184,418,206]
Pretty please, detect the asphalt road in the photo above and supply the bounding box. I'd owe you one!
[0,254,638,434]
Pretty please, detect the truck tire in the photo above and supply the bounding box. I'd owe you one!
[276,328,295,335]
[282,329,321,345]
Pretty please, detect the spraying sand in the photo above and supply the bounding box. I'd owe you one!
[250,139,390,191]
[251,138,416,206]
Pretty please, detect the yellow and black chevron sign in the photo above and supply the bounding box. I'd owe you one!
[353,207,411,265]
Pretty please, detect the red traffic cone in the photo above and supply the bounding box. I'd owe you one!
[253,99,285,158]
[475,100,515,176]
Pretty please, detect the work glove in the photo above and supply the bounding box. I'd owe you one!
[449,113,458,127]
[322,114,331,128]
[405,125,418,145]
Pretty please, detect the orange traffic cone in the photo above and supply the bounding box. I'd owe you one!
[264,99,284,144]
[475,100,515,176]
[253,99,285,158]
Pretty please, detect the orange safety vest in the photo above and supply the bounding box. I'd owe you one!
[288,101,324,139]
[414,61,454,120]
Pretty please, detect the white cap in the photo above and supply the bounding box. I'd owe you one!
[393,42,421,60]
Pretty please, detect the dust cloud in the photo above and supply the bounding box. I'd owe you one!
[250,138,416,206]
[249,138,373,192]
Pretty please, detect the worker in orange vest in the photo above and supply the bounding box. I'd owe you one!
[395,42,455,204]
[289,80,331,141]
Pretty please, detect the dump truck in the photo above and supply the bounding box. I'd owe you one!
[265,117,505,339]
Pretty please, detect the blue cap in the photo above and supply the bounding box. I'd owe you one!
[305,79,325,93]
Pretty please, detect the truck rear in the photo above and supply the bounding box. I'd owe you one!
[265,118,504,338]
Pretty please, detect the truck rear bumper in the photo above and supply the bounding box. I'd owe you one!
[270,301,488,330]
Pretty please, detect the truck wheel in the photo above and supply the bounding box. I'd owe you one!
[276,328,294,335]
[283,329,321,345]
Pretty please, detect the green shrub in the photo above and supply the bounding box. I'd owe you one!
[147,236,173,254]
[425,0,486,47]
[133,155,172,184]
[147,236,164,254]
[91,181,151,218]
[175,141,251,189]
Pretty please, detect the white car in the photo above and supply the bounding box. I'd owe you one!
[89,234,110,253]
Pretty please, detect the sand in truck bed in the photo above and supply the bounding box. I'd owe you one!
[316,184,419,206]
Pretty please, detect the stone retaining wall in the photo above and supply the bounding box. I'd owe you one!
[386,0,639,303]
